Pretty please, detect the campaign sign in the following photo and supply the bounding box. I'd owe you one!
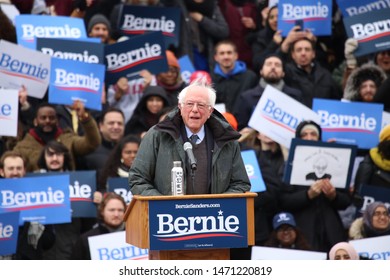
[251,246,326,260]
[104,32,168,85]
[358,184,390,216]
[15,15,87,50]
[0,89,19,137]
[0,175,70,225]
[241,150,266,193]
[0,212,20,256]
[49,57,105,111]
[119,5,181,48]
[343,8,390,56]
[0,3,19,24]
[0,40,50,99]
[278,0,332,36]
[107,177,133,205]
[37,38,104,64]
[382,111,390,129]
[313,99,383,149]
[248,85,320,148]
[26,171,97,218]
[284,139,357,189]
[88,231,148,260]
[149,198,248,250]
[336,0,390,18]
[350,235,390,260]
[178,55,195,84]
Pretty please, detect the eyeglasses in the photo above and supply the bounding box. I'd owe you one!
[182,101,210,111]
[373,211,389,218]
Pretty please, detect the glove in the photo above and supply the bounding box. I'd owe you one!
[28,222,45,249]
[344,38,358,68]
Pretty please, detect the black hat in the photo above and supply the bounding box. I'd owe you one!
[295,120,322,140]
[88,14,111,33]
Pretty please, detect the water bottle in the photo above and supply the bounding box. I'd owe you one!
[171,161,184,195]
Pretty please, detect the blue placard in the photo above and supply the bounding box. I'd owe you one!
[15,15,87,50]
[278,0,332,36]
[107,177,132,205]
[0,175,70,225]
[358,184,390,216]
[149,198,248,250]
[178,55,195,84]
[313,99,383,149]
[336,0,390,18]
[49,57,105,111]
[343,8,390,57]
[0,212,20,256]
[241,150,266,193]
[26,171,97,218]
[37,37,104,64]
[104,31,168,85]
[119,5,181,48]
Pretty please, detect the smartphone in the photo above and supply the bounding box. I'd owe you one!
[295,19,304,30]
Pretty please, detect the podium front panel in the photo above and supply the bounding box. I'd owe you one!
[148,197,248,251]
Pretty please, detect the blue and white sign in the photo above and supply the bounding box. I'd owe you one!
[248,85,320,148]
[107,177,132,205]
[26,171,97,218]
[278,0,332,36]
[120,5,181,48]
[0,89,19,137]
[0,212,20,256]
[104,32,168,85]
[241,150,266,193]
[0,40,50,99]
[88,231,148,260]
[0,175,71,225]
[336,0,390,18]
[358,184,390,216]
[343,8,390,56]
[178,55,195,84]
[350,235,390,260]
[49,57,105,111]
[15,15,87,50]
[149,198,248,250]
[37,38,104,64]
[313,99,383,149]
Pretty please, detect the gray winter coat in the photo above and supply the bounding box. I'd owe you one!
[129,108,250,196]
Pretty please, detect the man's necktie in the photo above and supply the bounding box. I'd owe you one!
[71,110,79,133]
[190,134,199,145]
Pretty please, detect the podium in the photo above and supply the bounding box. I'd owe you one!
[124,192,256,260]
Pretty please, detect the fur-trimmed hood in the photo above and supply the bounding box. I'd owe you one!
[343,63,387,101]
[349,217,365,240]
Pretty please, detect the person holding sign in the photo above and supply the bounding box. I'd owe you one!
[279,120,352,253]
[71,192,127,260]
[0,151,55,260]
[129,78,250,195]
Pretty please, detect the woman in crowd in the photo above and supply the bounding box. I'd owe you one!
[328,242,359,260]
[263,212,311,250]
[349,201,390,240]
[71,192,127,260]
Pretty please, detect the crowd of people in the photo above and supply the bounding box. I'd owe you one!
[0,0,389,260]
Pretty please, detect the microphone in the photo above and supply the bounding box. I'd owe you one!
[183,142,197,170]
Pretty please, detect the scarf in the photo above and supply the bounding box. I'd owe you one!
[370,147,390,171]
[259,77,285,91]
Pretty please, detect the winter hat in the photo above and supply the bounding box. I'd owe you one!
[189,70,212,85]
[329,242,359,260]
[295,120,322,140]
[379,124,390,143]
[165,50,179,69]
[88,14,111,33]
[272,212,296,230]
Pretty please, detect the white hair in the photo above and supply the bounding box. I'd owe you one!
[177,77,216,106]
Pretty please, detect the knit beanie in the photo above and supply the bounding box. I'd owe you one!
[166,50,179,69]
[88,14,111,33]
[295,120,322,140]
[379,124,390,143]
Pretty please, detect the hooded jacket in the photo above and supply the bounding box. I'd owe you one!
[343,63,386,101]
[129,108,251,195]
